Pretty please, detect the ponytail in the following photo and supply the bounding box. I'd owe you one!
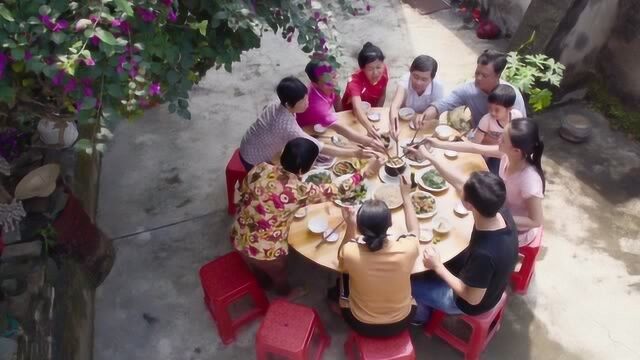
[362,232,386,252]
[530,139,546,193]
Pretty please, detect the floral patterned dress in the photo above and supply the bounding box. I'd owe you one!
[231,163,338,261]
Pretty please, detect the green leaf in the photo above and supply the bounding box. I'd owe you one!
[51,32,67,44]
[529,88,553,112]
[95,28,118,46]
[114,0,134,17]
[74,138,93,153]
[107,83,124,97]
[10,48,24,60]
[177,108,191,120]
[177,98,188,109]
[0,81,16,104]
[81,97,97,110]
[166,70,178,84]
[0,4,15,22]
[39,5,51,16]
[168,103,177,113]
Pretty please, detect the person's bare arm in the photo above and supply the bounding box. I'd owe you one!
[330,123,384,151]
[389,86,405,140]
[333,90,343,112]
[399,175,419,237]
[425,138,502,158]
[414,105,439,129]
[416,146,467,193]
[377,92,386,107]
[350,96,377,135]
[513,197,544,230]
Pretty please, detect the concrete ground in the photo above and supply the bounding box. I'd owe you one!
[94,1,640,359]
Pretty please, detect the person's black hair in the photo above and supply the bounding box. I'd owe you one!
[357,200,391,252]
[276,76,308,108]
[280,137,319,175]
[487,84,516,108]
[410,55,438,79]
[463,171,506,217]
[477,49,508,76]
[304,60,332,83]
[509,118,546,193]
[357,42,385,69]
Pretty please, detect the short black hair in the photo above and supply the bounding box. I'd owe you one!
[410,55,438,79]
[276,76,308,108]
[488,84,516,108]
[280,137,319,174]
[463,171,506,217]
[304,60,333,83]
[357,42,385,68]
[477,49,508,76]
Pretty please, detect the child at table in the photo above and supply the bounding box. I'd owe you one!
[470,84,523,174]
[296,60,384,151]
[341,42,389,137]
[333,176,420,338]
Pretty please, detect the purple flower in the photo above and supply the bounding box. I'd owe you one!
[24,50,32,61]
[52,71,65,86]
[40,15,68,32]
[0,53,9,79]
[63,78,77,94]
[115,55,127,74]
[89,14,99,23]
[149,82,161,96]
[161,0,173,5]
[83,57,95,66]
[82,85,94,97]
[111,19,131,34]
[167,9,177,22]
[90,35,101,47]
[135,7,157,23]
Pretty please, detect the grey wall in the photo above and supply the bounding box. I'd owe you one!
[483,0,532,36]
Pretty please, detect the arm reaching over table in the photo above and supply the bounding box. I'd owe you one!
[423,137,503,159]
[400,175,419,238]
[405,145,467,194]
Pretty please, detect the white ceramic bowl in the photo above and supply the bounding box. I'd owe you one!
[453,201,469,217]
[399,107,416,121]
[444,150,458,159]
[435,125,454,141]
[367,112,381,122]
[313,124,328,133]
[432,216,452,234]
[308,216,328,233]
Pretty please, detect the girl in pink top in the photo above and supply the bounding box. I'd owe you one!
[408,118,545,247]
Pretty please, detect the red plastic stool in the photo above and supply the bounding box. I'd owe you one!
[226,149,248,215]
[511,227,544,294]
[199,252,269,345]
[256,300,331,360]
[425,292,508,360]
[344,330,416,360]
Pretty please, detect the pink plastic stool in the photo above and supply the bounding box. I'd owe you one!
[511,227,544,294]
[225,149,248,215]
[344,330,416,360]
[199,252,269,345]
[256,300,331,360]
[425,292,508,360]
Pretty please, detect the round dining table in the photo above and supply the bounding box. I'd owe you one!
[289,108,487,274]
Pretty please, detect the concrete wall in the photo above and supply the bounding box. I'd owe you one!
[483,0,532,37]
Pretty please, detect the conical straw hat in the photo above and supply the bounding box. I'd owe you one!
[14,164,60,200]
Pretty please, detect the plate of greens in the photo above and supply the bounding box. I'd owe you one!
[334,175,369,207]
[303,169,333,186]
[416,167,449,192]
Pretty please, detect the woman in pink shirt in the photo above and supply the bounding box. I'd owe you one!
[297,60,384,151]
[408,118,545,246]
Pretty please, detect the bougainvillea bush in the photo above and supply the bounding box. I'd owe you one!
[0,0,368,134]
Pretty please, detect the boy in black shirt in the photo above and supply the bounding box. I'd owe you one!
[411,171,518,323]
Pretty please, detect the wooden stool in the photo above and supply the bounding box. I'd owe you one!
[199,251,269,344]
[511,227,544,294]
[256,300,331,360]
[225,149,247,215]
[344,330,416,360]
[425,293,508,360]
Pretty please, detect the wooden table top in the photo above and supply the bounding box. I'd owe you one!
[289,108,487,273]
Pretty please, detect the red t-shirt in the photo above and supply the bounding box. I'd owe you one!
[341,65,389,110]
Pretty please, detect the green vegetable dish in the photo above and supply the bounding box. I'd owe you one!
[304,172,332,185]
[421,169,446,189]
[337,178,368,206]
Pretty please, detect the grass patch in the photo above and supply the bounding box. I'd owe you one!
[587,79,640,141]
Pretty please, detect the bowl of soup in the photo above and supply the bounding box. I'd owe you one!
[384,157,407,177]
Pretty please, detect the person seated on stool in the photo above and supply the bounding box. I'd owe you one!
[334,176,420,338]
[409,172,518,324]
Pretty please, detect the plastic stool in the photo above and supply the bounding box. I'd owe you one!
[199,252,269,345]
[511,227,544,294]
[226,149,248,215]
[425,292,508,360]
[344,330,416,360]
[256,300,331,360]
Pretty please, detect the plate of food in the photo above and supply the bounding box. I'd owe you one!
[331,134,349,148]
[334,175,369,207]
[416,167,449,192]
[314,154,336,169]
[373,184,403,209]
[303,169,333,186]
[399,139,430,167]
[332,160,358,176]
[411,191,437,218]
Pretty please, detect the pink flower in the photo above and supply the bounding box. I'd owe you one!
[90,36,101,47]
[149,82,161,96]
[255,203,266,215]
[83,57,95,66]
[135,7,157,23]
[270,194,284,210]
[167,9,177,22]
[257,219,271,230]
[40,15,69,32]
[111,19,131,33]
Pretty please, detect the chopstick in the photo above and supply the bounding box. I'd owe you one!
[315,220,345,248]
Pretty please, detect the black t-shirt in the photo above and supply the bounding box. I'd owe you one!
[454,209,518,315]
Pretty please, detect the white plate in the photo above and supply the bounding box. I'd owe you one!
[334,175,371,207]
[444,150,458,159]
[323,229,340,242]
[302,169,333,185]
[308,216,328,233]
[314,124,328,133]
[378,166,410,184]
[435,125,454,141]
[367,112,381,122]
[314,154,336,169]
[432,216,452,234]
[454,201,469,216]
[399,107,416,121]
[415,167,449,192]
[411,191,438,219]
[398,138,430,168]
[419,227,434,244]
[331,134,349,147]
[373,184,404,209]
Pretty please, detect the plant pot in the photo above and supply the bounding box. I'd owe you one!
[559,114,592,143]
[37,118,78,148]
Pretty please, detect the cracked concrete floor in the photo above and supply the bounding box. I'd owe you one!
[94,1,640,359]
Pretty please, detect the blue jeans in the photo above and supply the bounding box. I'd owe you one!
[411,276,463,323]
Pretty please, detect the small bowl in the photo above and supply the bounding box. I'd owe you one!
[308,216,328,233]
[323,229,340,242]
[384,158,407,177]
[367,112,381,122]
[435,125,454,141]
[444,150,458,159]
[314,124,328,133]
[399,107,416,121]
[360,101,372,113]
[432,217,452,234]
[420,229,434,244]
[295,207,308,219]
[453,201,469,217]
[331,134,349,147]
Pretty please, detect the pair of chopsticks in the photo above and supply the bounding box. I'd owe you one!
[315,220,345,248]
